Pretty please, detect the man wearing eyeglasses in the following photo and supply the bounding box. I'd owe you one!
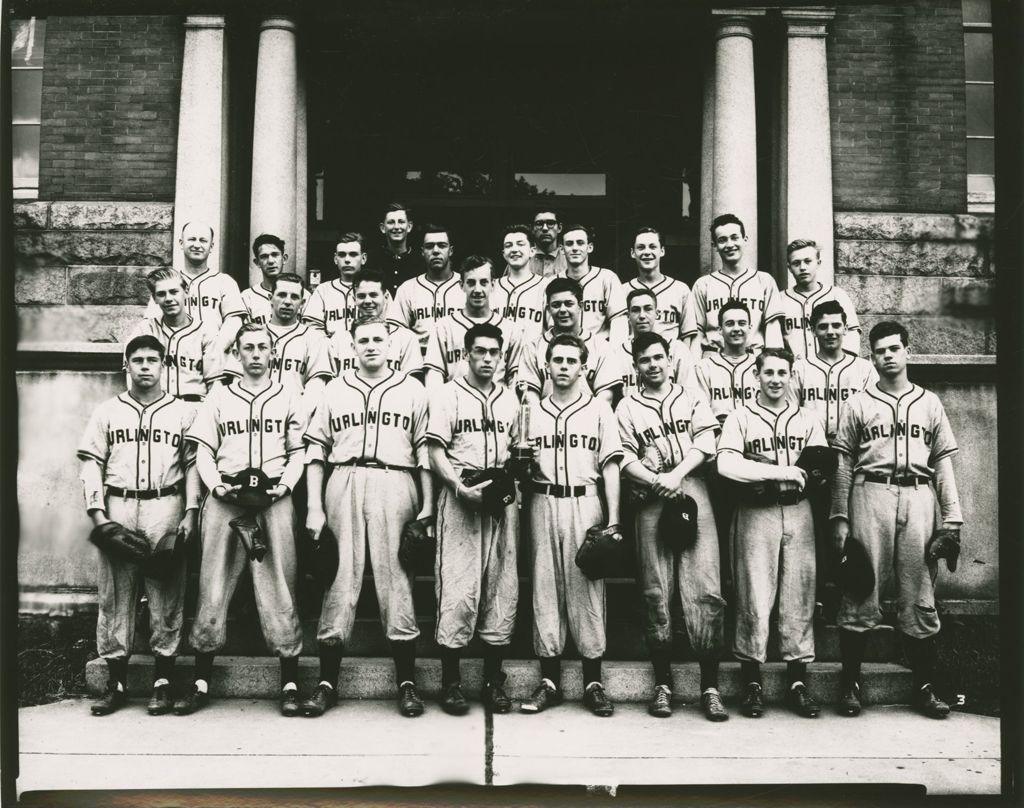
[529,211,569,278]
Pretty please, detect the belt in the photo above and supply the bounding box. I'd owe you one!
[334,459,415,473]
[775,489,806,506]
[179,394,203,402]
[863,473,931,487]
[106,482,182,500]
[526,482,600,498]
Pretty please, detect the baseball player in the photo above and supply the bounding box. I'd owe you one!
[519,334,624,716]
[529,210,569,278]
[611,288,694,398]
[427,323,521,714]
[492,224,549,342]
[367,202,423,296]
[424,255,525,395]
[304,232,392,340]
[388,224,465,352]
[830,321,963,719]
[717,347,827,719]
[683,213,784,361]
[624,227,696,341]
[79,334,200,716]
[299,316,434,718]
[241,234,307,325]
[555,224,627,342]
[330,269,422,377]
[692,299,763,424]
[616,332,728,722]
[174,322,306,717]
[782,239,861,360]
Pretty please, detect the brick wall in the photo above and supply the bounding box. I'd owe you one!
[38,16,183,201]
[829,1,967,212]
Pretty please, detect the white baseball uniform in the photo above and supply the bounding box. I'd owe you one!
[781,285,861,359]
[610,337,694,398]
[555,265,627,341]
[241,284,309,327]
[693,351,761,423]
[129,317,224,401]
[222,321,334,392]
[145,269,246,333]
[683,269,784,351]
[330,323,423,377]
[624,276,697,341]
[424,311,525,388]
[303,278,392,339]
[387,274,466,351]
[491,272,549,342]
[518,328,622,399]
[796,353,877,442]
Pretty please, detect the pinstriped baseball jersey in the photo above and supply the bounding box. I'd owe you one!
[682,269,784,349]
[129,316,224,398]
[425,378,518,471]
[781,285,860,359]
[693,352,761,422]
[145,270,245,330]
[77,392,196,511]
[223,321,334,391]
[717,399,827,467]
[616,385,719,470]
[387,274,466,348]
[329,324,423,376]
[302,278,394,339]
[304,370,429,468]
[186,380,305,478]
[527,392,624,486]
[624,276,697,341]
[491,273,549,342]
[241,284,309,326]
[832,383,958,478]
[795,353,877,439]
[610,337,694,397]
[518,328,621,398]
[556,265,627,340]
[423,311,525,387]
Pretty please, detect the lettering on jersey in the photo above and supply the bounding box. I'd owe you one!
[639,419,691,445]
[270,356,308,375]
[187,293,216,312]
[166,352,202,373]
[107,428,182,447]
[707,296,766,316]
[658,309,680,325]
[505,304,543,324]
[802,387,851,403]
[746,434,806,455]
[335,356,404,373]
[581,299,607,314]
[784,314,808,334]
[217,418,285,437]
[331,410,412,431]
[532,432,599,451]
[325,305,356,325]
[861,422,934,446]
[413,304,460,323]
[454,418,507,436]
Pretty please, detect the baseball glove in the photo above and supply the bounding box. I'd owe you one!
[795,445,838,493]
[398,515,436,575]
[308,524,340,587]
[461,467,516,518]
[926,526,961,572]
[142,528,186,580]
[89,521,151,564]
[659,495,698,553]
[505,447,538,484]
[574,523,625,581]
[230,514,267,563]
[733,452,779,506]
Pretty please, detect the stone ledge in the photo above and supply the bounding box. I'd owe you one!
[14,201,173,231]
[835,211,994,241]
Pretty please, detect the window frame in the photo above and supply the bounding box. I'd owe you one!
[11,17,44,200]
[963,8,994,212]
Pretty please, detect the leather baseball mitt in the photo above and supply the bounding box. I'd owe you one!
[398,515,436,575]
[574,523,625,581]
[461,467,516,518]
[89,521,151,564]
[734,452,779,506]
[142,528,186,580]
[926,526,961,572]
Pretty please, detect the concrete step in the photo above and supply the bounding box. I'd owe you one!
[87,655,915,705]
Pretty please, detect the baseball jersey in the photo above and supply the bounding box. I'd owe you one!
[717,399,828,468]
[187,380,305,478]
[527,392,624,486]
[556,265,627,341]
[693,351,761,423]
[491,272,549,342]
[330,323,423,376]
[518,328,622,398]
[222,321,334,391]
[624,276,697,341]
[781,285,861,359]
[129,316,224,398]
[616,385,719,472]
[832,383,959,478]
[145,269,245,332]
[387,274,466,349]
[796,353,877,440]
[424,311,525,387]
[77,392,196,511]
[683,268,784,350]
[241,284,309,326]
[425,377,519,471]
[610,337,694,398]
[304,370,429,469]
[302,278,392,339]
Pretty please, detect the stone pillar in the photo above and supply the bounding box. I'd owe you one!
[781,7,836,286]
[249,16,297,287]
[711,9,765,269]
[294,47,308,278]
[699,41,716,274]
[172,16,227,273]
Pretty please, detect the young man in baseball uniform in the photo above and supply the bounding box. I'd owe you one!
[611,287,694,399]
[427,323,521,715]
[493,224,549,342]
[520,334,624,717]
[241,234,307,326]
[175,323,307,717]
[368,202,423,296]
[692,299,762,425]
[683,213,784,361]
[300,316,434,718]
[830,321,963,719]
[616,332,729,722]
[717,347,827,719]
[555,224,627,342]
[624,227,696,342]
[529,210,568,278]
[782,239,861,360]
[304,232,391,340]
[79,335,201,716]
[424,255,525,395]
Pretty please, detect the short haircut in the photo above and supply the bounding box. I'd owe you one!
[352,268,386,290]
[710,213,745,240]
[350,315,389,339]
[502,224,535,247]
[626,287,657,309]
[234,321,270,348]
[561,223,592,243]
[787,238,820,258]
[457,255,494,277]
[271,272,305,292]
[125,334,165,361]
[810,300,847,326]
[146,267,186,296]
[868,320,909,349]
[421,224,451,244]
[717,298,751,327]
[631,331,670,360]
[252,233,285,259]
[533,210,559,223]
[545,276,583,302]
[464,322,505,353]
[633,226,662,245]
[181,222,214,240]
[755,346,795,371]
[335,231,365,250]
[545,333,588,364]
[383,201,411,219]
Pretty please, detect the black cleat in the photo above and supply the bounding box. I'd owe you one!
[785,683,820,718]
[172,685,209,716]
[837,682,862,717]
[280,687,301,717]
[398,682,424,717]
[740,682,764,718]
[583,682,614,717]
[147,684,173,716]
[91,682,126,716]
[647,685,672,718]
[915,684,950,719]
[701,689,729,722]
[519,680,563,714]
[301,683,338,717]
[439,682,470,716]
[482,678,512,714]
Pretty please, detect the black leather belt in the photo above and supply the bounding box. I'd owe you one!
[334,459,415,473]
[526,482,599,498]
[775,489,806,506]
[863,473,931,486]
[179,394,203,402]
[107,482,182,500]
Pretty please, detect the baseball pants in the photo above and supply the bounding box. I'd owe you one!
[732,499,816,663]
[190,494,303,657]
[530,492,607,659]
[634,477,725,656]
[96,494,187,659]
[316,466,420,645]
[434,487,519,648]
[838,477,941,639]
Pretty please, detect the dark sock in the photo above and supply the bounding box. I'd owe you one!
[106,657,128,688]
[195,652,214,685]
[581,657,602,686]
[280,655,299,688]
[318,644,343,688]
[787,661,807,687]
[699,658,719,691]
[650,644,672,688]
[905,635,937,690]
[740,659,761,686]
[440,646,461,688]
[539,656,561,689]
[391,639,417,686]
[839,629,866,687]
[153,655,175,683]
[482,643,506,684]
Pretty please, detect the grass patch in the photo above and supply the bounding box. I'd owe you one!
[18,612,97,707]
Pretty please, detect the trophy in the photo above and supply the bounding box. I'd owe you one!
[507,400,538,484]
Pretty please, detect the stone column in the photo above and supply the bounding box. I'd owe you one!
[699,41,716,274]
[294,47,308,278]
[172,15,227,273]
[781,7,836,286]
[249,16,297,287]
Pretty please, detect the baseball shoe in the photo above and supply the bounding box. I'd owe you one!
[647,685,672,718]
[915,684,950,719]
[301,683,337,717]
[440,682,470,716]
[173,685,209,716]
[785,683,820,718]
[90,682,126,716]
[519,679,563,714]
[583,682,614,717]
[280,687,301,717]
[739,682,764,718]
[147,683,173,716]
[700,688,729,722]
[398,682,424,717]
[837,682,862,717]
[482,678,512,714]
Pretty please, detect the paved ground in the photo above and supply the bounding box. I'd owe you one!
[17,698,1000,798]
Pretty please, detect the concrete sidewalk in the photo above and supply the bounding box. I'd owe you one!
[17,698,1000,797]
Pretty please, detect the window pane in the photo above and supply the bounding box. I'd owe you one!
[11,18,45,67]
[962,0,991,24]
[966,84,994,136]
[514,173,606,197]
[968,174,995,196]
[12,125,40,188]
[967,138,995,174]
[12,70,42,123]
[964,33,993,81]
[403,170,492,195]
